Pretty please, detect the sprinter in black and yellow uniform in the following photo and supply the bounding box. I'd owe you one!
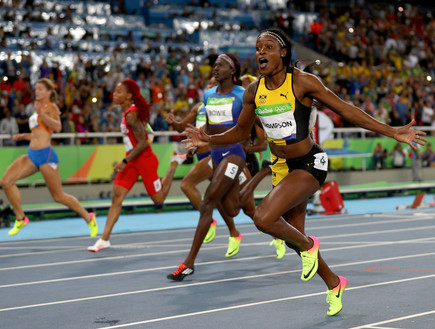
[254,67,325,188]
[184,27,426,316]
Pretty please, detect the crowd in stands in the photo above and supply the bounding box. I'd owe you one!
[0,0,434,171]
[303,2,434,129]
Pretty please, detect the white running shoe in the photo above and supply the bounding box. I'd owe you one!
[170,153,187,165]
[88,238,111,252]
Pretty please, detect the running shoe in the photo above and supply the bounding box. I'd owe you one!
[167,261,194,281]
[326,275,348,316]
[270,238,286,259]
[8,217,29,236]
[203,218,218,244]
[170,153,187,165]
[88,238,111,252]
[87,213,98,237]
[300,236,319,281]
[225,233,243,257]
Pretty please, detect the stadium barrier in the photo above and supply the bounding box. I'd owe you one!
[0,128,434,186]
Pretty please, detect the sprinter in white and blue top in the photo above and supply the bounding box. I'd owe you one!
[167,53,258,281]
[204,79,246,165]
[165,76,245,262]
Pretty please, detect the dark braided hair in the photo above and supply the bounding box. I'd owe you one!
[121,79,150,122]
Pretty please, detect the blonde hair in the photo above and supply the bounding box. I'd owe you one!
[36,78,58,103]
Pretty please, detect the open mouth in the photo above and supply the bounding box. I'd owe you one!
[259,58,268,69]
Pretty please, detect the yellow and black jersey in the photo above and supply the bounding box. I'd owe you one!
[254,67,313,145]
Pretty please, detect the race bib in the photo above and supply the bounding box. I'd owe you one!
[257,103,297,140]
[153,178,162,193]
[224,163,239,180]
[313,152,328,171]
[29,112,38,130]
[238,171,247,184]
[206,97,234,125]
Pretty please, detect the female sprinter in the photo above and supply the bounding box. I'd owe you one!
[167,78,283,258]
[184,28,426,316]
[166,77,244,257]
[88,79,185,252]
[167,53,260,281]
[1,78,97,236]
[240,74,286,258]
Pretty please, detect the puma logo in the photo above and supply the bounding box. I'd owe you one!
[280,92,288,100]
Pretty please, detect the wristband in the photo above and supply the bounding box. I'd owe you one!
[122,158,128,164]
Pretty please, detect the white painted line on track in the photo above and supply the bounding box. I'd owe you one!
[2,248,434,289]
[349,309,435,329]
[1,231,435,272]
[1,213,433,258]
[94,274,435,329]
[1,251,434,310]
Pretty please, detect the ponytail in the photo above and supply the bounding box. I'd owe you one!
[121,79,150,122]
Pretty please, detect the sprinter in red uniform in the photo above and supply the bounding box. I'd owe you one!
[88,79,185,252]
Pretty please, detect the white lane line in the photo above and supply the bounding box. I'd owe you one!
[95,274,435,329]
[0,211,432,254]
[2,247,433,289]
[1,251,434,310]
[363,327,401,329]
[349,309,435,329]
[2,223,435,272]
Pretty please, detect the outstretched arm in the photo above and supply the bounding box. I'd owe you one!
[166,103,201,133]
[296,70,427,149]
[13,133,31,141]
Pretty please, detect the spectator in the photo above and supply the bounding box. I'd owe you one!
[39,59,51,78]
[150,77,165,105]
[177,67,190,90]
[198,58,212,79]
[101,112,120,144]
[19,80,33,107]
[309,19,322,49]
[421,143,435,167]
[174,91,189,118]
[409,143,422,182]
[75,114,90,145]
[0,107,19,146]
[390,142,407,168]
[166,49,179,87]
[421,99,434,127]
[361,95,375,116]
[11,74,26,99]
[13,99,30,146]
[0,76,12,108]
[60,110,76,145]
[372,142,386,170]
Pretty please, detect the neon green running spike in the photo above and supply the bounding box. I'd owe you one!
[87,213,98,237]
[203,219,217,244]
[8,217,30,236]
[225,233,242,257]
[300,236,319,281]
[270,238,286,259]
[326,276,348,316]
